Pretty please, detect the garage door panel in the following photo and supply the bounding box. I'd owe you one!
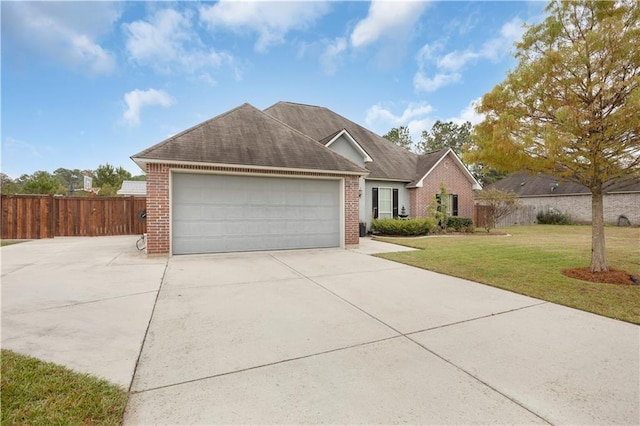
[172,174,341,254]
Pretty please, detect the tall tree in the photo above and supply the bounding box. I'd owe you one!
[0,173,20,194]
[93,163,132,188]
[21,171,62,195]
[383,126,413,151]
[417,120,471,155]
[467,0,640,272]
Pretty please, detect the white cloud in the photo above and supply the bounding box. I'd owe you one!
[199,1,330,52]
[123,89,174,126]
[437,17,525,72]
[365,102,435,143]
[437,50,479,72]
[124,8,233,74]
[3,2,118,74]
[320,37,347,75]
[2,136,44,159]
[350,1,429,48]
[365,98,486,144]
[415,41,445,63]
[413,72,461,92]
[449,97,485,125]
[413,17,525,92]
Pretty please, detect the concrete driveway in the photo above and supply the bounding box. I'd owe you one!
[2,237,639,424]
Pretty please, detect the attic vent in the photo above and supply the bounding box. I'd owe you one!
[520,181,525,186]
[550,183,559,192]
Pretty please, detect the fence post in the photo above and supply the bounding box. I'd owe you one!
[49,195,55,238]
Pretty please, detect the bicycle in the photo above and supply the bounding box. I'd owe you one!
[136,233,146,251]
[136,210,147,251]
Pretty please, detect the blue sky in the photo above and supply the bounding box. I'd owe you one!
[2,1,546,178]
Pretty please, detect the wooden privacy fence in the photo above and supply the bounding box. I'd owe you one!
[1,195,147,239]
[474,204,539,229]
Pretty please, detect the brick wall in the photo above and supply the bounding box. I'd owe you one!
[344,175,360,247]
[409,153,476,220]
[145,163,170,255]
[514,193,640,225]
[145,163,361,254]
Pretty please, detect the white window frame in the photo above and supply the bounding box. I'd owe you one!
[378,187,393,219]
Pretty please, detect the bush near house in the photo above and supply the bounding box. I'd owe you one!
[371,217,436,236]
[536,210,572,225]
[446,217,474,232]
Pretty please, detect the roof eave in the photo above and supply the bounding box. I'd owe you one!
[131,157,369,177]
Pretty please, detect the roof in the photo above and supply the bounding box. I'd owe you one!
[132,103,368,175]
[264,101,418,181]
[490,172,640,196]
[117,180,146,196]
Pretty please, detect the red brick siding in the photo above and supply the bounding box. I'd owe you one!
[145,163,170,255]
[145,163,361,254]
[344,175,360,247]
[409,153,476,220]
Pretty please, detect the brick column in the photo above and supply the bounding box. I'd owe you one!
[146,163,170,255]
[345,175,360,248]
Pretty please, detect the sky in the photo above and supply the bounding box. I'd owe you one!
[1,1,547,179]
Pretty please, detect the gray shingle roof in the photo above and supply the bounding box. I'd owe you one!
[490,172,640,196]
[264,101,419,181]
[117,180,146,196]
[409,148,451,187]
[132,103,367,175]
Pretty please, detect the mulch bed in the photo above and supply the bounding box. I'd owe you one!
[563,267,639,286]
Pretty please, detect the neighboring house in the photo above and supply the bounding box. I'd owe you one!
[117,180,147,196]
[132,102,481,255]
[488,172,640,226]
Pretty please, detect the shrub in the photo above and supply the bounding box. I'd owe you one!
[371,217,436,236]
[446,217,474,232]
[536,209,572,225]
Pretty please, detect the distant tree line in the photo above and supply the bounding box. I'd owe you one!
[0,164,146,196]
[382,121,506,186]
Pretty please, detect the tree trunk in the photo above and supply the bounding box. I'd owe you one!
[590,188,608,272]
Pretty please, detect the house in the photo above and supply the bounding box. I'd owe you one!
[132,102,481,255]
[117,180,147,196]
[488,172,640,226]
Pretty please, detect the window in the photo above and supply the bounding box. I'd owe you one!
[372,187,399,219]
[451,194,458,216]
[378,188,392,219]
[436,193,459,216]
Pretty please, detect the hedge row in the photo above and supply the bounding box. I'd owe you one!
[371,217,437,236]
[446,217,474,232]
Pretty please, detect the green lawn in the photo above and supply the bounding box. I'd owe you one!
[0,241,24,247]
[1,350,128,426]
[375,225,640,324]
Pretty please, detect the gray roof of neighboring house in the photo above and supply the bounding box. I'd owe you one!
[131,103,368,175]
[490,172,640,196]
[264,101,419,181]
[117,180,146,196]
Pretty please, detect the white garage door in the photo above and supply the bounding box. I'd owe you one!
[172,173,341,254]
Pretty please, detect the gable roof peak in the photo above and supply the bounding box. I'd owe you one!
[410,148,481,190]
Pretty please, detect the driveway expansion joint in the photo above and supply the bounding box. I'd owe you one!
[128,259,169,393]
[129,334,404,395]
[404,334,554,425]
[2,290,162,317]
[270,254,406,336]
[404,301,549,336]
